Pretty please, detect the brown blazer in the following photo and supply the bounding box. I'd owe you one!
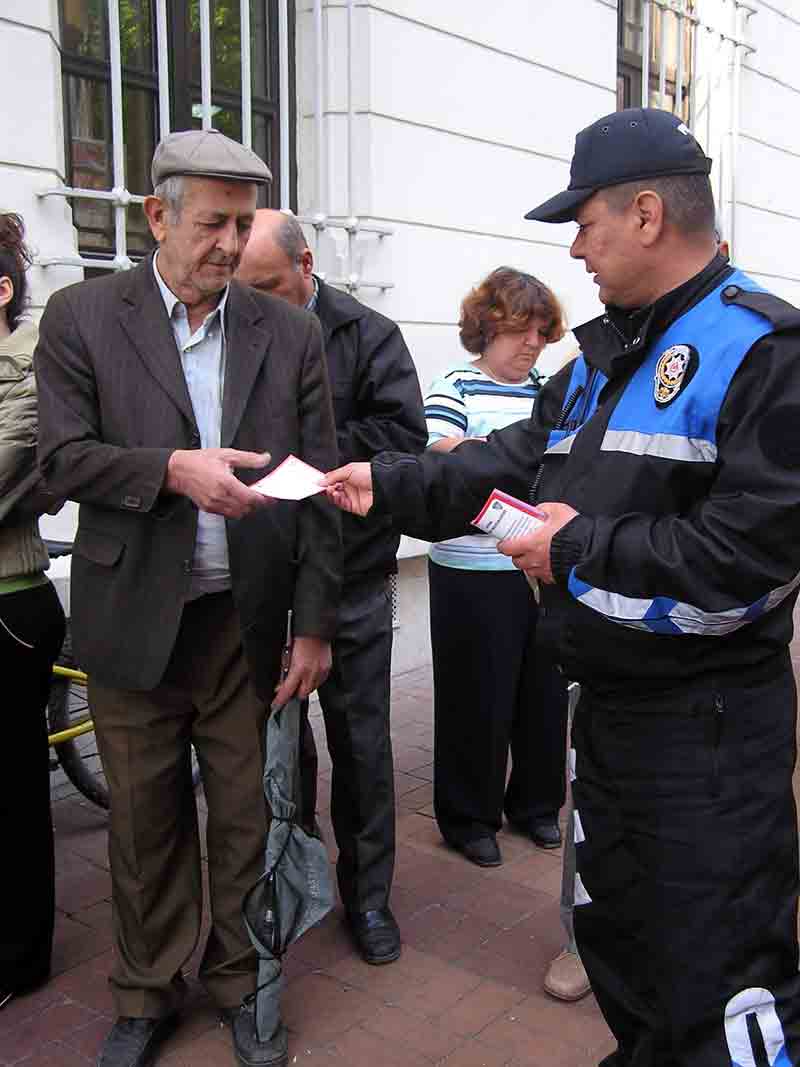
[35,257,341,697]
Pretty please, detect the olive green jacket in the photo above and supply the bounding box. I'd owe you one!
[0,321,50,579]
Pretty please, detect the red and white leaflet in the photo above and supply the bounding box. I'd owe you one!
[252,454,325,500]
[471,489,546,541]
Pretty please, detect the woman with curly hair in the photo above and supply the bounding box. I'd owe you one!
[423,267,568,867]
[0,213,65,1008]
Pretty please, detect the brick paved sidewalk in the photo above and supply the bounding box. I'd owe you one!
[0,665,617,1066]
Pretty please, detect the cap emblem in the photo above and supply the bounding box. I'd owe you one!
[654,344,697,406]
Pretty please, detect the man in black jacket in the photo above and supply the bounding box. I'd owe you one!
[323,109,800,1065]
[237,211,427,965]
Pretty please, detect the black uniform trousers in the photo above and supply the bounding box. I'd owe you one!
[428,561,567,846]
[0,580,65,995]
[572,658,800,1067]
[302,574,395,915]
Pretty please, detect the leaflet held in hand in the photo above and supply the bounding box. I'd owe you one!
[472,489,546,540]
[252,454,325,500]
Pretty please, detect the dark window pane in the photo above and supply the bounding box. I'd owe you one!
[253,113,270,206]
[119,0,154,71]
[123,86,156,194]
[251,0,271,100]
[65,74,113,251]
[213,0,242,93]
[188,0,242,91]
[61,0,107,60]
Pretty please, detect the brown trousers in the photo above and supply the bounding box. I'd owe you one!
[89,591,269,1018]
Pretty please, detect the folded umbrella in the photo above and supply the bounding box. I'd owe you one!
[241,612,335,1045]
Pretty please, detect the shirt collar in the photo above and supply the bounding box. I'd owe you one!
[152,251,230,337]
[305,274,320,313]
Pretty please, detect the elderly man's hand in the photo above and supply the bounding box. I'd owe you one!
[165,448,272,518]
[498,502,579,584]
[323,462,374,516]
[273,635,332,708]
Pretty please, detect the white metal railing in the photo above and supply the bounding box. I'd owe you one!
[294,0,394,293]
[640,0,757,261]
[37,0,294,274]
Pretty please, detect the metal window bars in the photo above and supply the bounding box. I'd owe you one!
[38,0,393,294]
[38,0,282,273]
[638,0,757,260]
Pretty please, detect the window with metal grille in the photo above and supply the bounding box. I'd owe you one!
[617,0,695,120]
[58,0,289,262]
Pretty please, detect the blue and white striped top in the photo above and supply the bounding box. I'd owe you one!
[424,361,544,571]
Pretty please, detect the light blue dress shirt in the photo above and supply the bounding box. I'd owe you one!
[153,253,231,599]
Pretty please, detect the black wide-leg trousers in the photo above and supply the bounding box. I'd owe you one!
[0,581,65,994]
[572,659,800,1067]
[428,561,567,846]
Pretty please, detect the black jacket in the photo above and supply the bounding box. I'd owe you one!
[369,256,800,695]
[314,278,426,580]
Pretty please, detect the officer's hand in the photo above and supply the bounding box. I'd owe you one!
[498,502,579,585]
[273,636,332,708]
[323,463,374,516]
[165,448,272,518]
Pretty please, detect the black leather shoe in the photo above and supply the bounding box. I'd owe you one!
[510,818,562,849]
[346,907,401,965]
[228,1002,289,1067]
[445,834,502,867]
[96,1015,178,1067]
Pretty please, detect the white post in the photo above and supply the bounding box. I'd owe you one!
[658,4,668,107]
[240,0,252,147]
[641,0,651,108]
[106,0,130,266]
[675,3,685,118]
[156,0,170,139]
[346,0,356,289]
[278,0,290,208]
[200,0,213,129]
[313,0,326,261]
[729,1,744,260]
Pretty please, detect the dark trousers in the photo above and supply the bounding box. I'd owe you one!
[0,580,65,993]
[428,561,567,846]
[302,575,395,914]
[572,661,800,1067]
[89,591,269,1018]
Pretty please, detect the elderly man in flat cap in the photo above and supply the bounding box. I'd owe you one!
[325,108,800,1066]
[35,129,341,1067]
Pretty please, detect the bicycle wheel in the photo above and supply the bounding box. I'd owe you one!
[48,672,110,809]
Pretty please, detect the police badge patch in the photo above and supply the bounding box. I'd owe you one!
[654,344,698,406]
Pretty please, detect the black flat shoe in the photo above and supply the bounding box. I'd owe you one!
[446,835,502,867]
[509,817,562,849]
[346,906,401,965]
[96,1015,178,1067]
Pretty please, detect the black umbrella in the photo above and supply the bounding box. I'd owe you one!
[241,612,334,1048]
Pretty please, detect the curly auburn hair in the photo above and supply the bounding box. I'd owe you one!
[459,267,565,354]
[0,213,33,332]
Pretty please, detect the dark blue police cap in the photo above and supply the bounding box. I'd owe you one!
[525,107,712,224]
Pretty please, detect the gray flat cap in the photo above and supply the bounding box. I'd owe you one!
[151,129,272,188]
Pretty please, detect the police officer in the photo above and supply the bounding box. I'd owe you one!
[323,108,800,1066]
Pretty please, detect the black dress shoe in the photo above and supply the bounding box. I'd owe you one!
[346,907,401,965]
[510,817,562,849]
[96,1015,178,1067]
[228,1002,289,1067]
[445,834,502,867]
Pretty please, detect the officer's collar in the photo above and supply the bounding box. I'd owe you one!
[575,253,734,378]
